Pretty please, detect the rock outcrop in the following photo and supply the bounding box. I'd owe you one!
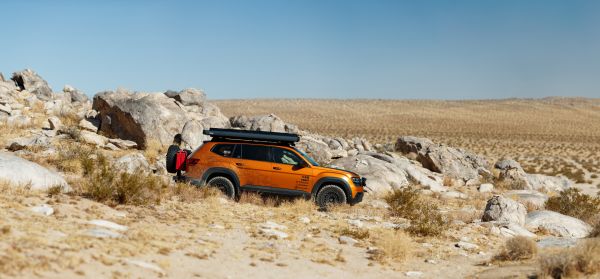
[494,159,573,191]
[11,69,53,101]
[0,152,70,192]
[230,114,298,133]
[395,136,490,186]
[331,152,446,194]
[93,90,190,148]
[525,210,592,238]
[482,195,527,225]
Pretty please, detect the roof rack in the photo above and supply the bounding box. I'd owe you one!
[203,128,300,145]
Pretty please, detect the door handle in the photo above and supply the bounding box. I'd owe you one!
[235,163,244,166]
[273,166,281,170]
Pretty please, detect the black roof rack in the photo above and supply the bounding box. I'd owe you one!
[203,128,300,145]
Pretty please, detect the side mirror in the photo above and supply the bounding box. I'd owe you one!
[296,161,309,168]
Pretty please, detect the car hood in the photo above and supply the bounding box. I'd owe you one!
[311,166,360,178]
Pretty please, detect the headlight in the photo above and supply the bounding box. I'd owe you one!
[351,177,362,186]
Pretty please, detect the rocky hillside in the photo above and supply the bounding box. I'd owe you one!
[0,69,598,278]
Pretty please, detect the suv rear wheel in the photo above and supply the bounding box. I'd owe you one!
[207,176,236,199]
[316,185,347,208]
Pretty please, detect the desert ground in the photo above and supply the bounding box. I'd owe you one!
[216,98,600,191]
[1,71,599,279]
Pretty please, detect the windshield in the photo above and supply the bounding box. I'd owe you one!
[293,148,319,166]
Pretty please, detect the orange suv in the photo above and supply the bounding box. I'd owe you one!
[166,128,365,207]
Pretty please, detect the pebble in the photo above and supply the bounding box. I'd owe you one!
[347,219,364,228]
[455,241,479,251]
[88,219,128,231]
[405,271,423,277]
[299,216,311,224]
[260,228,288,239]
[86,228,124,239]
[30,204,54,216]
[125,259,166,275]
[338,236,358,245]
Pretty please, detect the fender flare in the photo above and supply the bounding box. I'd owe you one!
[198,167,241,193]
[310,177,352,200]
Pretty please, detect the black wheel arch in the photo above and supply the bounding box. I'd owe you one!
[201,167,241,195]
[311,177,352,201]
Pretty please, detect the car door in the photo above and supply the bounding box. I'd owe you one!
[236,144,273,187]
[268,147,315,192]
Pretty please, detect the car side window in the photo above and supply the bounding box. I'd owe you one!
[211,144,235,157]
[271,147,302,165]
[240,144,270,162]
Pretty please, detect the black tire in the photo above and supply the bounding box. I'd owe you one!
[166,145,180,173]
[207,176,236,199]
[316,185,347,208]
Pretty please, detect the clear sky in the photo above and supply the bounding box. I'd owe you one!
[2,0,599,99]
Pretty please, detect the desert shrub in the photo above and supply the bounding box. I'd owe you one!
[545,188,600,223]
[368,230,412,263]
[384,187,447,236]
[494,236,537,261]
[338,226,370,240]
[171,183,221,202]
[61,126,81,142]
[81,152,167,206]
[539,238,600,278]
[144,139,165,164]
[590,217,600,238]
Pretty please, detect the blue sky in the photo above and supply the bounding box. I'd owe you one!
[2,0,599,99]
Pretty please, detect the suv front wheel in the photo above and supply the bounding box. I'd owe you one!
[316,185,347,208]
[207,176,236,199]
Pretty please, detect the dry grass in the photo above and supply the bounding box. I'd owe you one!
[384,187,448,236]
[539,238,600,278]
[337,226,370,240]
[367,229,413,263]
[144,139,166,164]
[171,183,222,202]
[494,236,537,261]
[215,98,600,180]
[545,188,600,223]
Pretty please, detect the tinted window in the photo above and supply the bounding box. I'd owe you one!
[211,144,235,157]
[240,144,270,162]
[271,147,303,165]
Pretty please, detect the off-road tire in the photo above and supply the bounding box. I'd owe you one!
[316,185,347,208]
[166,145,180,173]
[207,176,236,199]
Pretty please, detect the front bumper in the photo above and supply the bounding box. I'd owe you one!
[349,192,364,205]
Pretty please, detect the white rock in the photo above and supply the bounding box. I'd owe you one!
[85,228,124,239]
[0,152,71,192]
[299,216,311,224]
[78,119,98,132]
[88,219,128,231]
[108,138,138,149]
[482,195,527,226]
[441,191,468,199]
[455,241,478,251]
[30,204,54,216]
[348,219,364,228]
[115,153,150,173]
[260,221,287,230]
[208,224,225,230]
[478,183,494,193]
[525,210,591,238]
[260,228,288,239]
[339,235,359,245]
[405,271,423,277]
[79,130,108,146]
[125,260,166,275]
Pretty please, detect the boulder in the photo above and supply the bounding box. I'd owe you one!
[6,115,32,127]
[181,120,207,149]
[63,85,89,103]
[115,153,150,173]
[164,88,206,106]
[93,91,189,148]
[11,69,53,101]
[525,210,592,238]
[43,116,62,130]
[108,138,138,150]
[0,152,70,191]
[506,190,548,209]
[7,135,50,151]
[230,114,298,133]
[478,183,494,193]
[526,174,572,192]
[331,152,446,194]
[395,136,490,185]
[494,159,530,189]
[79,130,108,146]
[482,195,527,225]
[78,118,99,132]
[295,135,333,165]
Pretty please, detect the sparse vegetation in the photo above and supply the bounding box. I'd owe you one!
[367,229,412,263]
[545,188,600,223]
[494,236,537,261]
[338,226,370,240]
[539,238,600,278]
[384,187,447,236]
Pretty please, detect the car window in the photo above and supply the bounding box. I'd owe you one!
[271,147,302,165]
[240,144,270,162]
[211,144,235,157]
